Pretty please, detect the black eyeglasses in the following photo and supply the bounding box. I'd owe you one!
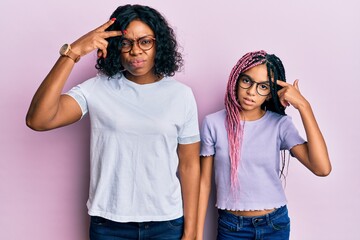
[238,75,271,96]
[119,36,156,53]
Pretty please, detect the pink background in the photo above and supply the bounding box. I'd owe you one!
[1,0,359,239]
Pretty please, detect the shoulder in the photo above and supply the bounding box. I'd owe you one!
[201,110,226,142]
[161,77,193,92]
[265,111,297,134]
[265,111,292,123]
[159,77,196,104]
[203,109,226,126]
[77,73,112,88]
[206,109,226,119]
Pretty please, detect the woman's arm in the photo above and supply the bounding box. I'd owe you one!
[26,19,122,131]
[177,142,201,240]
[277,80,332,176]
[26,57,81,131]
[196,155,214,240]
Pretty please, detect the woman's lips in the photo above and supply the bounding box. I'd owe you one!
[129,59,145,68]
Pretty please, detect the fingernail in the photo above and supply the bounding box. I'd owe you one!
[111,18,116,21]
[122,30,127,34]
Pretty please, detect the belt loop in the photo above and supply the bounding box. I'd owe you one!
[241,216,244,229]
[266,212,271,225]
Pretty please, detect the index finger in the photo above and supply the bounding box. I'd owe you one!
[275,80,289,87]
[102,30,123,39]
[95,18,117,32]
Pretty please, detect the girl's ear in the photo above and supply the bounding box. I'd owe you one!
[266,95,272,101]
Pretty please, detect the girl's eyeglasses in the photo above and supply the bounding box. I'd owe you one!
[238,76,271,96]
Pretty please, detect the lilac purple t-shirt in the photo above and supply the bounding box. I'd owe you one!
[200,109,305,211]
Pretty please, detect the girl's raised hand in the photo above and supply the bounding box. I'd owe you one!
[276,80,309,110]
[69,18,123,59]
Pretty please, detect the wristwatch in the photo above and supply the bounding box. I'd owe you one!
[59,44,80,63]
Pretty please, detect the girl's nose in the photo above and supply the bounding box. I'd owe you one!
[246,83,257,95]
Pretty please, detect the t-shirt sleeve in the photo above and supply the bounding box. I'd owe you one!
[177,89,200,144]
[64,85,88,118]
[64,76,99,118]
[279,115,306,151]
[200,116,215,156]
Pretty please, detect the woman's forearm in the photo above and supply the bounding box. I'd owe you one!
[178,142,201,240]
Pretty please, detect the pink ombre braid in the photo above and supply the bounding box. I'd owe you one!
[224,50,268,191]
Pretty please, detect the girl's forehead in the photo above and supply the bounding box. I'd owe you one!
[242,64,269,81]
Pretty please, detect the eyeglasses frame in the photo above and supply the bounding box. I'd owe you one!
[119,35,156,53]
[238,74,271,96]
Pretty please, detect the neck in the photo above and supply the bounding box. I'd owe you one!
[240,109,266,121]
[124,71,161,85]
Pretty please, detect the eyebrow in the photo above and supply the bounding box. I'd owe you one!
[122,35,155,41]
[240,73,269,84]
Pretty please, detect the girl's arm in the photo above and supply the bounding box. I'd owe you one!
[26,19,122,131]
[178,142,201,240]
[196,155,214,240]
[277,80,332,176]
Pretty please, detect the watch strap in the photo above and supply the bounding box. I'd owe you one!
[65,48,81,63]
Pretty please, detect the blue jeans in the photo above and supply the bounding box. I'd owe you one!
[217,206,290,240]
[89,216,184,240]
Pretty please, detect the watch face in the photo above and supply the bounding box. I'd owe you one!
[60,44,70,55]
[59,43,80,62]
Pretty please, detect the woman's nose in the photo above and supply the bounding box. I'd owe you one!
[129,42,142,55]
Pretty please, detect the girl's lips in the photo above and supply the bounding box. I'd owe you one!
[243,97,255,105]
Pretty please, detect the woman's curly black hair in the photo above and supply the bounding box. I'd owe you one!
[96,4,183,78]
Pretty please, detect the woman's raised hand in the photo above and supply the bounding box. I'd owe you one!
[276,79,309,110]
[70,18,123,59]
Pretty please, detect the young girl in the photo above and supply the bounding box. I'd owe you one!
[26,5,200,240]
[197,50,331,240]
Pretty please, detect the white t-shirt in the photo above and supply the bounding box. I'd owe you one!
[66,73,200,222]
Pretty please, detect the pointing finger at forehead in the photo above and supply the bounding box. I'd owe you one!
[95,18,123,39]
[102,30,123,39]
[95,18,117,32]
[275,80,289,87]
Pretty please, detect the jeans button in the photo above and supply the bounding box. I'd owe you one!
[254,219,262,224]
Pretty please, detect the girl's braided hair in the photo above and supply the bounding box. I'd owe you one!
[225,50,287,189]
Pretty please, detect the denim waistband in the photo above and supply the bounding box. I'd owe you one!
[218,205,288,226]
